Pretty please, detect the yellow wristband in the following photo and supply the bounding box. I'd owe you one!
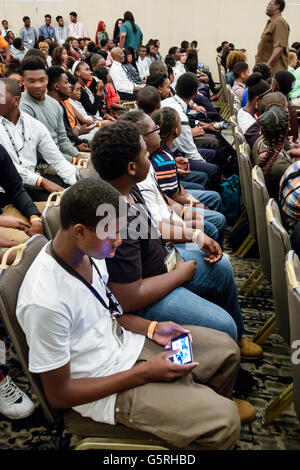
[147,321,158,340]
[36,177,43,187]
[192,229,201,242]
[180,207,185,218]
[98,121,102,128]
[72,157,77,165]
[30,215,42,223]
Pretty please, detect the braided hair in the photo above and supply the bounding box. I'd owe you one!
[258,105,290,177]
[152,107,180,152]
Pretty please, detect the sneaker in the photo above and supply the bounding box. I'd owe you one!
[238,338,263,361]
[233,398,256,424]
[0,374,35,419]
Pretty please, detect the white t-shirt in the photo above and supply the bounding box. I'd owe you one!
[237,108,257,134]
[137,165,172,222]
[16,245,145,425]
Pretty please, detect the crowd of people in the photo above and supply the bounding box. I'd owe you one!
[0,1,299,451]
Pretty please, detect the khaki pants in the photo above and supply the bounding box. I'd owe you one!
[115,326,241,450]
[0,203,46,251]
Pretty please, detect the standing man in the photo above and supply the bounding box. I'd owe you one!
[2,20,14,37]
[19,16,38,50]
[68,11,87,39]
[119,11,143,51]
[39,14,56,41]
[256,0,290,76]
[55,16,69,45]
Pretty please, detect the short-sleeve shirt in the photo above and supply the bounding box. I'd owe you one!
[151,146,180,197]
[0,36,8,49]
[106,186,167,284]
[16,245,145,425]
[120,21,143,50]
[256,15,290,75]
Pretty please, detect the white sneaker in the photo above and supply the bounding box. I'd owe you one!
[0,375,35,419]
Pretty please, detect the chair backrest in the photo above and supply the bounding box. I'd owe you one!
[285,250,300,423]
[42,192,62,241]
[252,166,271,282]
[0,235,58,423]
[266,199,291,343]
[77,158,99,181]
[226,85,234,115]
[239,145,256,238]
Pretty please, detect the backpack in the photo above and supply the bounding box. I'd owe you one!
[219,174,242,227]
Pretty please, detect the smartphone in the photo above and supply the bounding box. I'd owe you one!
[170,334,194,365]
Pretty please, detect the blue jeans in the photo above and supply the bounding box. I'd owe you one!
[189,158,221,187]
[137,248,244,341]
[180,170,208,190]
[189,189,226,246]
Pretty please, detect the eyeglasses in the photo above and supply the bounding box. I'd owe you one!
[143,125,160,137]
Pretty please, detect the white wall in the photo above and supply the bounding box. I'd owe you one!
[1,0,300,78]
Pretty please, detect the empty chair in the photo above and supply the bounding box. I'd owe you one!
[0,237,170,450]
[286,250,300,423]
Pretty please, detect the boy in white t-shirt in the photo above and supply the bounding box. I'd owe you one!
[16,178,247,449]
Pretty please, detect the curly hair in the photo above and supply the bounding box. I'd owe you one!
[91,121,142,181]
[226,50,246,71]
[258,105,290,177]
[152,107,179,151]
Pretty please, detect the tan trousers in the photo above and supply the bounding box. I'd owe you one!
[115,326,241,450]
[0,203,46,253]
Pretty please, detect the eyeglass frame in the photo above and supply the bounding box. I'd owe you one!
[143,125,160,137]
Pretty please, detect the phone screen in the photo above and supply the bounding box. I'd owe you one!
[171,335,193,365]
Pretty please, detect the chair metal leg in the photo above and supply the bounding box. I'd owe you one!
[231,210,247,233]
[240,264,262,293]
[234,233,252,257]
[238,238,256,259]
[252,314,277,345]
[264,383,294,425]
[73,437,169,451]
[245,272,265,297]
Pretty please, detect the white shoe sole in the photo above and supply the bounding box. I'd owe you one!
[1,405,35,420]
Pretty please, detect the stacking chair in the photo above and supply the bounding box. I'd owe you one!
[241,166,271,296]
[120,100,136,110]
[286,250,300,424]
[42,192,63,241]
[234,144,257,258]
[0,236,171,450]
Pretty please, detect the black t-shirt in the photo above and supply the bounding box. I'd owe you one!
[106,186,168,283]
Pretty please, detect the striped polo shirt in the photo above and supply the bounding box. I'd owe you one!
[151,146,180,197]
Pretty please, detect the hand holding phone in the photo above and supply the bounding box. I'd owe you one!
[170,334,194,365]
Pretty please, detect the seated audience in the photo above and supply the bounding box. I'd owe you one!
[241,64,271,107]
[237,73,271,149]
[161,73,221,186]
[136,45,150,80]
[226,50,247,86]
[146,72,171,100]
[279,147,300,233]
[95,21,108,47]
[4,58,24,90]
[1,20,14,37]
[70,37,84,60]
[288,51,298,73]
[0,77,77,200]
[38,41,51,67]
[39,14,56,41]
[73,60,105,118]
[271,70,298,143]
[55,16,69,45]
[16,177,251,449]
[99,38,114,67]
[68,11,87,39]
[252,105,293,200]
[122,48,143,85]
[20,56,87,164]
[92,66,125,116]
[91,120,262,370]
[51,45,68,70]
[232,62,249,103]
[168,46,185,88]
[110,47,142,100]
[0,143,43,249]
[136,86,161,115]
[10,38,27,62]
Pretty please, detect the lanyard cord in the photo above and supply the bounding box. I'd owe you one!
[2,117,25,165]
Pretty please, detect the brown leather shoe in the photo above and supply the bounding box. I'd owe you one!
[233,398,256,424]
[238,338,263,361]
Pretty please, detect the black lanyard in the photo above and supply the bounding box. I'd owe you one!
[2,117,25,165]
[49,242,123,319]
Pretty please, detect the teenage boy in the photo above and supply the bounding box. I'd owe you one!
[91,120,263,367]
[19,16,37,50]
[137,45,150,80]
[232,63,250,103]
[16,177,248,448]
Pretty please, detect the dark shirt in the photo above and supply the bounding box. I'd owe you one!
[0,144,40,218]
[79,86,104,117]
[106,186,167,284]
